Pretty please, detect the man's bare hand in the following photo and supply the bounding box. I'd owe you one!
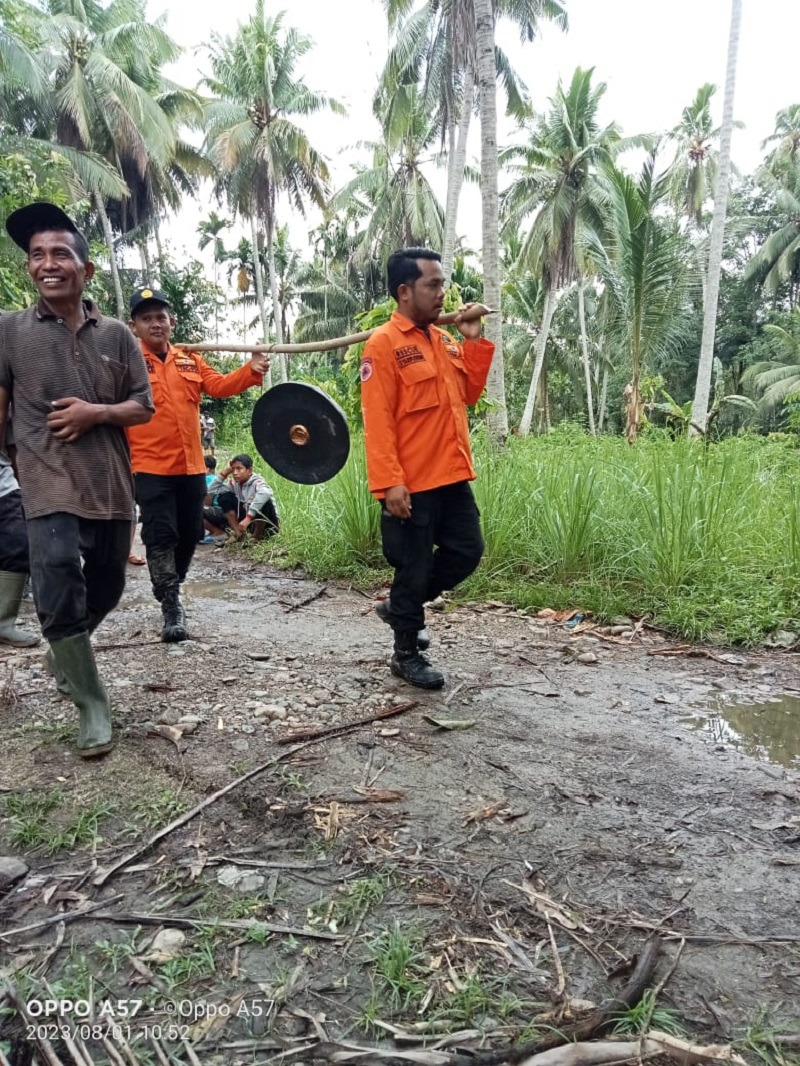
[454,303,482,341]
[249,353,270,376]
[47,397,101,442]
[385,484,412,519]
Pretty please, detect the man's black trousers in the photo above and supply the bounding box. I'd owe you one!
[27,513,129,640]
[134,473,207,601]
[0,489,29,573]
[380,480,484,635]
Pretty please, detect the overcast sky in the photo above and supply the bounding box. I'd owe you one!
[151,0,799,294]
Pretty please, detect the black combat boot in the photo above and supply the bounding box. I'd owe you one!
[390,631,444,690]
[375,598,430,650]
[161,589,187,642]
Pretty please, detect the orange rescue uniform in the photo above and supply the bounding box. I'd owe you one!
[126,343,263,476]
[360,311,494,497]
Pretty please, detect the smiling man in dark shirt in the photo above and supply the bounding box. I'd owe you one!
[0,202,154,758]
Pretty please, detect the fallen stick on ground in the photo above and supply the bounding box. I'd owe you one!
[279,585,328,612]
[276,700,418,745]
[2,981,66,1065]
[79,911,343,941]
[91,738,321,887]
[518,1040,659,1066]
[93,703,416,887]
[0,894,124,941]
[449,937,661,1066]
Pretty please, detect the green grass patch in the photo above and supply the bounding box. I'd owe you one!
[221,427,800,645]
[2,790,112,854]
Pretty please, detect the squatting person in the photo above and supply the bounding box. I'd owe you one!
[359,247,494,690]
[126,286,269,642]
[203,454,279,543]
[0,201,154,757]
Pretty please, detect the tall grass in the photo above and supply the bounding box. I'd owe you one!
[223,426,800,645]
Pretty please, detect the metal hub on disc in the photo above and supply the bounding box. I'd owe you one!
[251,382,350,484]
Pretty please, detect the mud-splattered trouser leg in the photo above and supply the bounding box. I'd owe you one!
[134,473,207,602]
[27,513,129,639]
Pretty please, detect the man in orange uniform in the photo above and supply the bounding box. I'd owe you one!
[360,248,494,690]
[127,287,269,642]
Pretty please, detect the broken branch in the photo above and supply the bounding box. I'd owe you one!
[276,700,417,745]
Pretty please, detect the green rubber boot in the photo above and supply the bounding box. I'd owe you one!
[48,632,114,758]
[0,571,39,647]
[44,646,72,696]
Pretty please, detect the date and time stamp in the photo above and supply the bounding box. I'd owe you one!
[20,995,275,1044]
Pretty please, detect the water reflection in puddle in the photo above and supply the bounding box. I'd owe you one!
[686,694,800,767]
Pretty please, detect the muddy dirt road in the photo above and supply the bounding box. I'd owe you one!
[1,543,799,1064]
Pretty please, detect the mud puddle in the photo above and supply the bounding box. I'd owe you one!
[685,692,800,768]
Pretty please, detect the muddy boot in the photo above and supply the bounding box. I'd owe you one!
[0,571,40,647]
[161,589,187,643]
[44,646,72,696]
[390,631,444,690]
[375,598,430,650]
[48,632,114,758]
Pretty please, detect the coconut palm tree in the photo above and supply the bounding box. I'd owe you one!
[333,83,444,264]
[26,0,186,315]
[743,310,800,418]
[203,3,343,380]
[382,0,566,440]
[668,83,725,230]
[589,154,698,442]
[761,104,800,172]
[743,159,800,308]
[380,0,566,286]
[197,210,230,341]
[501,67,621,435]
[689,0,742,437]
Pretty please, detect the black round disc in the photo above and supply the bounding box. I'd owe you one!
[251,382,350,485]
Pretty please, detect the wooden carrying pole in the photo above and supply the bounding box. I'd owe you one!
[173,304,495,355]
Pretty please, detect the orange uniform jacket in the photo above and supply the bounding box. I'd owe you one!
[126,342,263,476]
[360,311,494,497]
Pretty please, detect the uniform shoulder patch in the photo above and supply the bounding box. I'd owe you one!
[360,356,374,382]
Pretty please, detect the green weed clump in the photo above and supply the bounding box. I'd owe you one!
[227,427,800,646]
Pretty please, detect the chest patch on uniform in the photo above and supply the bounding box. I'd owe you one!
[394,345,424,369]
[445,343,462,361]
[174,358,198,374]
[360,357,374,382]
[144,357,156,374]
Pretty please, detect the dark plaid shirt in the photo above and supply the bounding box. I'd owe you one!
[0,299,153,520]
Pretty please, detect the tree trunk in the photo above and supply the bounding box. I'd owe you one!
[474,0,507,441]
[154,221,166,278]
[138,240,148,279]
[139,236,153,281]
[689,0,742,436]
[265,214,286,383]
[249,214,274,388]
[577,277,596,434]
[597,365,609,431]
[94,194,124,319]
[624,377,643,444]
[250,215,270,343]
[518,281,558,435]
[441,67,474,287]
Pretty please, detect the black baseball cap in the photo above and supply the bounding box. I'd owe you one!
[130,286,171,315]
[5,201,81,252]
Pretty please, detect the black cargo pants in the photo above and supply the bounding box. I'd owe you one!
[380,480,483,635]
[134,473,207,602]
